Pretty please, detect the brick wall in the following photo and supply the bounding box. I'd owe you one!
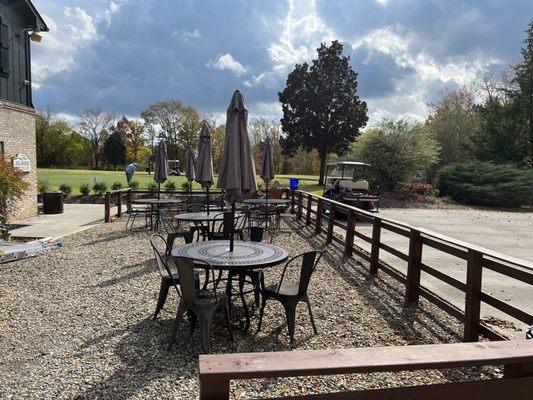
[0,100,37,221]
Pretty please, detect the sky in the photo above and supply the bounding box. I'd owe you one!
[30,0,533,125]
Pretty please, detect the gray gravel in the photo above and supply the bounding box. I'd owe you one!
[0,219,498,399]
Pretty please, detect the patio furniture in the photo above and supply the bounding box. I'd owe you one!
[174,211,244,242]
[125,201,153,230]
[170,256,233,353]
[172,240,289,332]
[133,198,183,229]
[257,250,323,344]
[158,210,194,255]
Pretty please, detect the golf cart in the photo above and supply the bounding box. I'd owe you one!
[168,160,181,176]
[323,161,379,212]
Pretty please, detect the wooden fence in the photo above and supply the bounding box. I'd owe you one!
[199,340,533,399]
[290,190,533,342]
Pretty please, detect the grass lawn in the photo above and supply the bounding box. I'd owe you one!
[37,168,323,195]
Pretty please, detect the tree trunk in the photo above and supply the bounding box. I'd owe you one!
[318,153,327,186]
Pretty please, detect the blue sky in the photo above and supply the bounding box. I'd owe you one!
[31,0,533,124]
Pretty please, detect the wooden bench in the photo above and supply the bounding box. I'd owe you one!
[199,340,533,399]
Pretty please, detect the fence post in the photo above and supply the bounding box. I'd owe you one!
[104,192,111,223]
[405,229,423,302]
[326,204,336,244]
[199,377,230,400]
[290,190,295,213]
[117,192,122,218]
[306,194,312,226]
[297,192,303,220]
[464,249,483,342]
[315,200,323,234]
[344,210,356,256]
[126,188,132,205]
[370,217,381,274]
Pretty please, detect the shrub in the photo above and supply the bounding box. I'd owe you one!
[92,181,108,196]
[164,181,177,191]
[181,181,191,191]
[128,180,139,190]
[58,183,72,197]
[111,181,123,190]
[437,161,533,207]
[37,177,50,194]
[0,159,29,225]
[79,184,91,196]
[147,181,158,190]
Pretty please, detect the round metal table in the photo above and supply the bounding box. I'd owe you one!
[172,240,289,330]
[174,211,243,223]
[243,199,291,205]
[132,198,184,206]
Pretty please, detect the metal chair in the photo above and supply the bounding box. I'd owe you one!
[125,201,152,230]
[257,250,323,344]
[208,212,241,241]
[158,210,194,254]
[239,226,274,244]
[170,256,232,353]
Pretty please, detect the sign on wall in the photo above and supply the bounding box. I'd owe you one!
[13,154,32,172]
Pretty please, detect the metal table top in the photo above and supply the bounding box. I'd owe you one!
[171,240,289,270]
[132,198,186,205]
[243,198,291,205]
[173,211,243,222]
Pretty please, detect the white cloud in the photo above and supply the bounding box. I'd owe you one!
[182,29,201,41]
[207,53,248,76]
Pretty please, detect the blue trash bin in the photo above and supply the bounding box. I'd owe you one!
[289,178,300,190]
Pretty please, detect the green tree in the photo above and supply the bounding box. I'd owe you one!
[279,40,368,185]
[78,108,115,169]
[178,105,202,164]
[141,99,182,160]
[103,131,127,170]
[354,119,440,191]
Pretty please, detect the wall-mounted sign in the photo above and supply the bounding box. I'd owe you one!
[13,154,32,172]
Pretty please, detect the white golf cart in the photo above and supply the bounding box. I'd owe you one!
[322,161,379,212]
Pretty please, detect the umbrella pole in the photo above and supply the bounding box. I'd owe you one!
[156,183,161,230]
[206,186,210,215]
[230,202,235,252]
[265,180,269,228]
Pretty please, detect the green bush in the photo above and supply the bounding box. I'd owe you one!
[181,181,191,191]
[437,161,533,207]
[0,159,29,225]
[147,181,158,190]
[37,177,50,194]
[164,181,177,191]
[92,181,108,196]
[111,181,123,190]
[128,180,139,190]
[58,183,72,197]
[79,183,91,196]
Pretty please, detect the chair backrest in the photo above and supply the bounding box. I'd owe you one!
[173,256,216,306]
[158,209,175,234]
[278,251,323,297]
[211,212,233,239]
[186,203,204,213]
[150,234,174,278]
[241,226,273,244]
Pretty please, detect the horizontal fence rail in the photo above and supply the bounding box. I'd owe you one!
[293,190,533,342]
[199,340,533,399]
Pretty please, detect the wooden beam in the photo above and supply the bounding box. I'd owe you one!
[406,229,423,302]
[370,217,381,274]
[464,249,483,342]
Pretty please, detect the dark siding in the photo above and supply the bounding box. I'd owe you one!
[0,0,31,107]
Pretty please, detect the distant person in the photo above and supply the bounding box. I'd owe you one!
[125,162,137,183]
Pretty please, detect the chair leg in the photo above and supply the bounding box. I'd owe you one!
[224,302,233,342]
[198,310,215,354]
[282,302,297,344]
[305,295,318,335]
[153,278,172,320]
[168,301,186,351]
[256,296,267,334]
[250,271,261,307]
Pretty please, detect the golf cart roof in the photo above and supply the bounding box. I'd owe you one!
[326,161,371,168]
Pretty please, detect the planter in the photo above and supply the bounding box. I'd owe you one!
[269,188,283,199]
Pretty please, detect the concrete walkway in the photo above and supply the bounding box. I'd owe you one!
[10,204,104,241]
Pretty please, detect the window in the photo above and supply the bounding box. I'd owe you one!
[0,17,9,76]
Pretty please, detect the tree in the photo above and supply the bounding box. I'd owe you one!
[178,105,202,163]
[353,119,440,191]
[112,116,146,164]
[279,40,368,185]
[78,108,115,169]
[35,108,52,167]
[250,118,283,175]
[426,86,478,166]
[103,131,127,170]
[141,100,182,160]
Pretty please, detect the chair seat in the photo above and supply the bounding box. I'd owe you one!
[264,281,299,297]
[162,272,180,282]
[195,289,226,306]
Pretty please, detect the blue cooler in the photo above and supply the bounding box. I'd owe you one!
[289,178,300,190]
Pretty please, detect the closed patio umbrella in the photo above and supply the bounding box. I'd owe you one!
[154,140,168,228]
[217,90,257,250]
[185,148,196,194]
[261,136,275,203]
[195,123,214,214]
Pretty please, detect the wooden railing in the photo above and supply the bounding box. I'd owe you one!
[104,189,132,222]
[292,190,533,342]
[199,340,533,399]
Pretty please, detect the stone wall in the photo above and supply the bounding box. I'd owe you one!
[0,100,37,221]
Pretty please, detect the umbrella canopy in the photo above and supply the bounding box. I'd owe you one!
[154,140,168,184]
[195,123,214,189]
[185,148,196,182]
[261,136,275,183]
[216,90,257,203]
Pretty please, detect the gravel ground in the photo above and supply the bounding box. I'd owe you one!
[0,219,499,399]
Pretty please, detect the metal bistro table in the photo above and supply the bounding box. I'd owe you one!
[172,240,289,331]
[174,211,242,240]
[133,198,184,229]
[243,198,291,205]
